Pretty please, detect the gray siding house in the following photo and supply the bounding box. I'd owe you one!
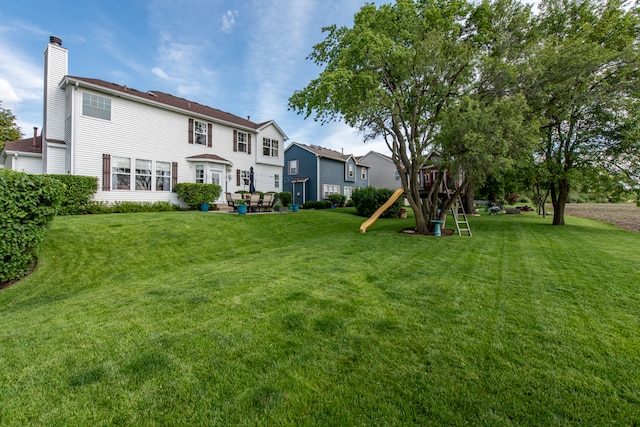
[283,142,369,205]
[358,150,402,190]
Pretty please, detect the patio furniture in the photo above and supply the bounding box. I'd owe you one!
[260,193,275,212]
[248,193,261,212]
[225,192,237,211]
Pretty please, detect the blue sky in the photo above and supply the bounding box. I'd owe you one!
[0,0,389,156]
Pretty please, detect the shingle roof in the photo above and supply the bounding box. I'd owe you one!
[65,76,261,130]
[3,136,43,154]
[186,153,232,163]
[291,142,369,167]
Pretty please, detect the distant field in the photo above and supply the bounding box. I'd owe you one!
[563,203,640,232]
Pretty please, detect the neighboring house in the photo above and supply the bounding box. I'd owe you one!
[358,150,402,190]
[283,142,369,205]
[0,36,287,206]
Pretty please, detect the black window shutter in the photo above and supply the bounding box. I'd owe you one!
[102,154,111,191]
[188,118,194,144]
[172,162,178,191]
[236,169,241,186]
[207,123,213,147]
[233,130,238,152]
[248,134,252,155]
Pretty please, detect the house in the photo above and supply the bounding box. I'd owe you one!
[358,150,402,190]
[0,36,287,206]
[283,142,369,204]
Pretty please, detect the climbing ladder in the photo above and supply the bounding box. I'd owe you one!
[450,195,472,237]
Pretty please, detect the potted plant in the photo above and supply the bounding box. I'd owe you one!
[273,201,283,212]
[236,199,247,215]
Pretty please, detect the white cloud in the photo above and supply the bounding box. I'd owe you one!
[221,10,238,33]
[152,67,170,80]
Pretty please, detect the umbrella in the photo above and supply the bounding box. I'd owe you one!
[249,166,255,193]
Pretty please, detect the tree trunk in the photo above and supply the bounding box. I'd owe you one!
[462,183,475,215]
[550,178,569,225]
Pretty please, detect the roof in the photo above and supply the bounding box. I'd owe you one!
[2,136,43,154]
[360,150,394,163]
[287,142,369,166]
[185,154,232,165]
[62,76,277,133]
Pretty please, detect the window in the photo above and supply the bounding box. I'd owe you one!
[112,156,131,190]
[156,161,171,191]
[288,160,298,175]
[237,131,248,153]
[263,138,279,157]
[274,174,280,188]
[195,165,205,183]
[348,163,355,178]
[194,120,207,145]
[361,168,367,180]
[135,159,152,190]
[82,92,111,120]
[323,184,340,198]
[241,170,250,185]
[395,170,401,181]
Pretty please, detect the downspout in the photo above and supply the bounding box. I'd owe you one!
[316,155,321,201]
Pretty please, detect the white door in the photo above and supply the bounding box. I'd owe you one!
[210,168,224,203]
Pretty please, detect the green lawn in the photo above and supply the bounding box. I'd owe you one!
[1,209,639,425]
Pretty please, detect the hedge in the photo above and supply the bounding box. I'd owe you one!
[1,170,63,283]
[351,187,402,218]
[175,183,222,209]
[47,174,98,215]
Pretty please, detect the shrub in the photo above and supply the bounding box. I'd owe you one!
[351,187,402,218]
[175,183,222,209]
[303,200,316,209]
[1,170,63,283]
[314,200,328,209]
[279,191,292,207]
[46,175,97,215]
[328,193,347,207]
[86,201,181,214]
[507,192,519,205]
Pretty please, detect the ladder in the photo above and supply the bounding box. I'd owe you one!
[450,195,472,236]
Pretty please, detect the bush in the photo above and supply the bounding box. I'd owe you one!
[351,187,402,218]
[302,200,316,209]
[314,200,329,209]
[86,201,181,214]
[328,193,347,207]
[175,183,222,209]
[279,192,292,207]
[47,174,98,215]
[1,170,63,283]
[507,192,519,205]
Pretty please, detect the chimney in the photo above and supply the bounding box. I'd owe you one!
[44,36,68,142]
[50,36,62,46]
[247,115,251,121]
[33,127,38,148]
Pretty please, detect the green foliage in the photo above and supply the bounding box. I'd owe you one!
[351,187,402,218]
[278,191,292,207]
[86,201,181,214]
[327,193,346,207]
[302,200,316,209]
[0,169,62,283]
[46,175,98,215]
[0,103,22,152]
[175,183,221,209]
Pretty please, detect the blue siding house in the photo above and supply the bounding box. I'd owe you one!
[283,142,369,205]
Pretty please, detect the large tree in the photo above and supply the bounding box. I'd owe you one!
[289,0,536,233]
[526,0,640,225]
[0,103,22,152]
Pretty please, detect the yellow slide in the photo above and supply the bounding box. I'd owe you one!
[359,189,405,233]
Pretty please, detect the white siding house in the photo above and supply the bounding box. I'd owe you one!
[1,36,288,206]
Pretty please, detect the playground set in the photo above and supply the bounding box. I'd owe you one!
[360,156,472,236]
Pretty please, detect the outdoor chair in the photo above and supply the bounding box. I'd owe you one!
[260,193,274,211]
[248,193,261,212]
[225,192,237,211]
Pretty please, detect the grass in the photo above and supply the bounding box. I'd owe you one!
[1,209,639,425]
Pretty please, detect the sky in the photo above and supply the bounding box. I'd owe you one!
[0,0,390,156]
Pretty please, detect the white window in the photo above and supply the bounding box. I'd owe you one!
[195,165,205,183]
[194,120,207,145]
[348,164,355,178]
[323,184,341,198]
[263,138,279,157]
[289,160,298,175]
[156,161,171,191]
[361,168,367,180]
[135,159,152,191]
[82,92,111,120]
[274,174,280,188]
[237,131,248,153]
[112,156,131,190]
[241,170,250,185]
